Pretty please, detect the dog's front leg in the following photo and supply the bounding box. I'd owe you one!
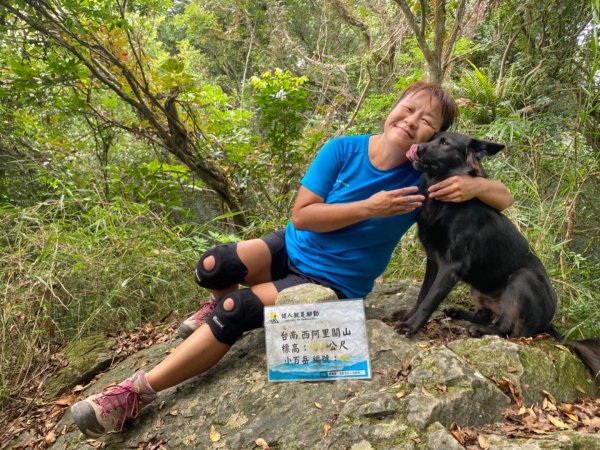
[394,262,460,337]
[391,257,438,322]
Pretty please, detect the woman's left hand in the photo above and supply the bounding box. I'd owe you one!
[428,176,514,211]
[428,176,481,203]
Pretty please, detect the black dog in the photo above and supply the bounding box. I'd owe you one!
[392,132,600,376]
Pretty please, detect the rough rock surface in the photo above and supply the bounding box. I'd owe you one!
[39,282,598,449]
[44,334,117,400]
[275,283,338,305]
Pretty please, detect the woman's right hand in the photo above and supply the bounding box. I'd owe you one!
[366,186,424,217]
[292,186,423,233]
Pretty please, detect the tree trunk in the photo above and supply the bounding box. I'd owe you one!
[2,0,248,227]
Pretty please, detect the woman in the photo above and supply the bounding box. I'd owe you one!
[71,81,513,437]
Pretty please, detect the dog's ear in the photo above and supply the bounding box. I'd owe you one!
[469,138,505,157]
[466,151,486,177]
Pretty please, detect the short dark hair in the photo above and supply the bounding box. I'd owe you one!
[392,81,458,132]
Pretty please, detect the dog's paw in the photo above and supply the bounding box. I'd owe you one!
[443,307,462,319]
[392,320,420,338]
[390,308,413,322]
[392,320,409,335]
[467,325,484,337]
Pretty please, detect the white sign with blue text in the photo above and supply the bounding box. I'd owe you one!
[264,299,371,382]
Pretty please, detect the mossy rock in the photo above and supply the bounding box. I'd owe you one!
[44,334,116,400]
[449,335,596,404]
[518,339,596,402]
[403,346,511,429]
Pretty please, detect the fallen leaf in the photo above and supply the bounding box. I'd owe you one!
[45,430,57,445]
[255,437,271,449]
[449,422,465,445]
[314,402,323,409]
[560,403,574,413]
[478,434,490,449]
[434,383,447,393]
[49,408,64,418]
[320,423,331,440]
[395,390,408,399]
[524,414,537,427]
[589,417,600,428]
[54,394,76,407]
[417,342,429,348]
[209,425,221,442]
[169,410,178,416]
[565,412,579,422]
[506,366,517,373]
[543,390,556,404]
[421,387,433,396]
[548,415,570,430]
[490,376,524,407]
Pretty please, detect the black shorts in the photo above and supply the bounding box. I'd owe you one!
[261,229,346,299]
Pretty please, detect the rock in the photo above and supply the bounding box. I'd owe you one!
[449,335,597,403]
[339,392,399,419]
[38,281,598,450]
[426,422,465,450]
[43,334,117,399]
[364,280,420,320]
[403,346,511,429]
[481,431,600,449]
[276,283,338,305]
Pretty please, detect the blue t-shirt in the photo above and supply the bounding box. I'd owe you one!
[285,135,421,298]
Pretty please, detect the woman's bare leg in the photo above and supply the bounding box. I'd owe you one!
[148,282,278,391]
[71,240,283,437]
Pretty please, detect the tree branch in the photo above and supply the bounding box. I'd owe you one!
[330,0,372,47]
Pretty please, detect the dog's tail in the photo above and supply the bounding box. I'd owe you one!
[547,325,600,379]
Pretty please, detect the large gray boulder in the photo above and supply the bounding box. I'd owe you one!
[33,282,598,449]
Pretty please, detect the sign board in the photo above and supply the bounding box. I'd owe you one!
[264,299,371,382]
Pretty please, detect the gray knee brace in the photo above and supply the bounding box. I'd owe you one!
[207,289,264,345]
[195,243,248,290]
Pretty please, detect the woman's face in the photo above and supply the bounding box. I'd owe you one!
[383,90,443,149]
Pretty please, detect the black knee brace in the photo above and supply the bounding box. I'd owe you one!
[195,243,248,290]
[206,289,264,345]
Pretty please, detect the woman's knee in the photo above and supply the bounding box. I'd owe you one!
[194,243,248,290]
[202,255,216,272]
[207,289,264,345]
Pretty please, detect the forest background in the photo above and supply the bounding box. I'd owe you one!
[0,0,598,413]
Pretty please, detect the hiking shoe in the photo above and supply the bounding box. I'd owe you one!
[178,299,217,340]
[70,370,157,437]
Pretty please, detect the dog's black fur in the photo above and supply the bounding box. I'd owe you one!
[391,131,600,378]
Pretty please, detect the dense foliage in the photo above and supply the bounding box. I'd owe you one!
[0,0,598,405]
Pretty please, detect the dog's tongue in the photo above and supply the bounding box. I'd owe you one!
[406,144,418,162]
